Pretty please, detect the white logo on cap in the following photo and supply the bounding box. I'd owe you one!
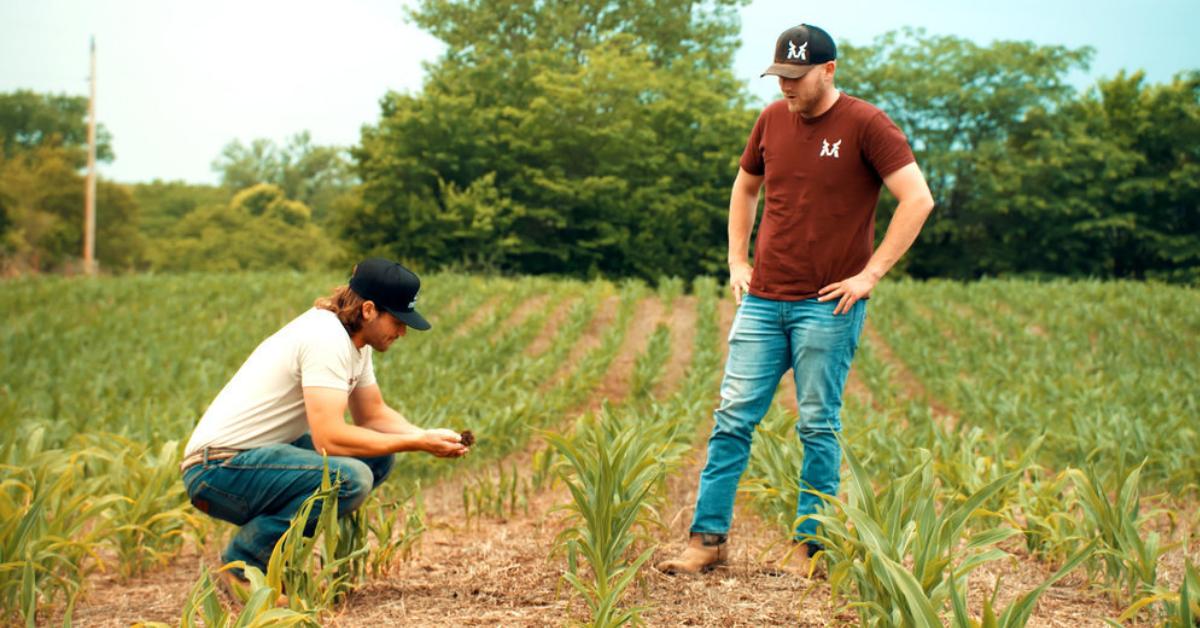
[408,291,419,310]
[787,41,807,61]
[820,138,841,158]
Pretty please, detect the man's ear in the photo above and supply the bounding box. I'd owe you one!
[362,300,379,321]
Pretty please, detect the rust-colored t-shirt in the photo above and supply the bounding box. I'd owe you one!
[739,94,915,300]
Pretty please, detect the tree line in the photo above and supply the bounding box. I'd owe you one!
[1,0,1196,283]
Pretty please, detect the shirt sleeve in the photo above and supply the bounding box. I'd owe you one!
[738,109,768,176]
[298,333,353,391]
[862,110,916,179]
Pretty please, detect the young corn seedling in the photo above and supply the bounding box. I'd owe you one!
[364,487,426,577]
[260,458,370,614]
[101,438,199,577]
[546,418,666,628]
[1008,466,1085,562]
[1069,462,1178,602]
[147,562,317,628]
[0,438,125,626]
[806,445,1022,627]
[949,539,1097,628]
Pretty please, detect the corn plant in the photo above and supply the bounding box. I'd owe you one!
[139,563,318,628]
[363,488,426,577]
[250,459,370,615]
[96,437,200,577]
[530,447,557,491]
[546,419,668,627]
[1007,466,1086,562]
[1114,559,1200,625]
[1069,462,1179,601]
[461,461,528,527]
[628,323,670,404]
[0,434,126,626]
[949,540,1097,628]
[805,445,1022,627]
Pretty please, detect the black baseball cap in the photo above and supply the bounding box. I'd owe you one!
[349,258,431,331]
[761,24,837,79]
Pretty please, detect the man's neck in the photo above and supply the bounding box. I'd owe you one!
[801,88,840,120]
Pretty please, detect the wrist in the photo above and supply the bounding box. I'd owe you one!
[396,431,427,453]
[863,266,886,283]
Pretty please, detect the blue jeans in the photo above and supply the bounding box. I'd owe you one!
[182,434,394,572]
[692,294,866,545]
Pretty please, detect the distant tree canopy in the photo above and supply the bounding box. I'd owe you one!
[346,0,757,279]
[838,29,1200,282]
[145,183,339,272]
[0,90,113,164]
[0,92,135,273]
[212,131,357,224]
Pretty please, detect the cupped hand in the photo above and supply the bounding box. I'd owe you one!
[423,428,469,458]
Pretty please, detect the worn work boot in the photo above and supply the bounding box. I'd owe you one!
[655,533,729,575]
[760,541,825,579]
[218,568,288,607]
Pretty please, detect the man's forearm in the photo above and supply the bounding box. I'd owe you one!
[863,197,934,280]
[358,406,422,436]
[728,189,759,265]
[313,422,425,458]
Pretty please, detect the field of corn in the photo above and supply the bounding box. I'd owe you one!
[1,273,1197,627]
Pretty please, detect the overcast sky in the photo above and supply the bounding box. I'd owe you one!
[1,0,1197,184]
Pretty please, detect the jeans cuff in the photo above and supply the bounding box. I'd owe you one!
[690,531,728,546]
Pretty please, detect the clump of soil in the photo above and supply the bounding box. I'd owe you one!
[459,430,475,447]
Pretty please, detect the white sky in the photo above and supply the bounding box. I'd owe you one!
[1,0,1197,184]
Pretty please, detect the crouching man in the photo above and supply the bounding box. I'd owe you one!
[180,258,468,581]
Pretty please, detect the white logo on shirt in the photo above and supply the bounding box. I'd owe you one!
[787,41,808,61]
[820,138,842,158]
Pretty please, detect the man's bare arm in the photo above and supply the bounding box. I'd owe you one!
[729,167,764,304]
[305,386,466,458]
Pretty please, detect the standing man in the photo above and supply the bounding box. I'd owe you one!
[657,23,933,575]
[181,258,469,583]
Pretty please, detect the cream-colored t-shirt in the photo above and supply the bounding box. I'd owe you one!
[184,308,376,456]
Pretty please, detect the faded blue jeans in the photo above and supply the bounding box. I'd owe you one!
[692,294,866,546]
[182,433,394,573]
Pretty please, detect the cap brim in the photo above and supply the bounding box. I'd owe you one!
[387,308,431,331]
[760,63,817,79]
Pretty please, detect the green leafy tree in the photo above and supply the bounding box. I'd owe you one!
[147,183,338,272]
[212,131,356,223]
[836,29,1093,278]
[0,145,141,273]
[0,90,113,164]
[132,180,229,239]
[976,71,1200,281]
[347,0,754,279]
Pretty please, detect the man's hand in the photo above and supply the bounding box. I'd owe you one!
[423,428,469,458]
[730,261,753,305]
[818,271,879,315]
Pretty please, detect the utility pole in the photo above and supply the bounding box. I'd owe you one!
[83,36,97,275]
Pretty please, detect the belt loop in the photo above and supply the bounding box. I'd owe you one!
[202,446,210,466]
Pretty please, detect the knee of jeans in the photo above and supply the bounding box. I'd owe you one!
[796,420,841,442]
[332,459,374,512]
[712,405,757,441]
[367,453,395,486]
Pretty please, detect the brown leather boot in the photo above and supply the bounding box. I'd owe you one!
[655,533,729,575]
[760,541,824,579]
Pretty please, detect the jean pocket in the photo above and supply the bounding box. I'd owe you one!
[189,480,252,526]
